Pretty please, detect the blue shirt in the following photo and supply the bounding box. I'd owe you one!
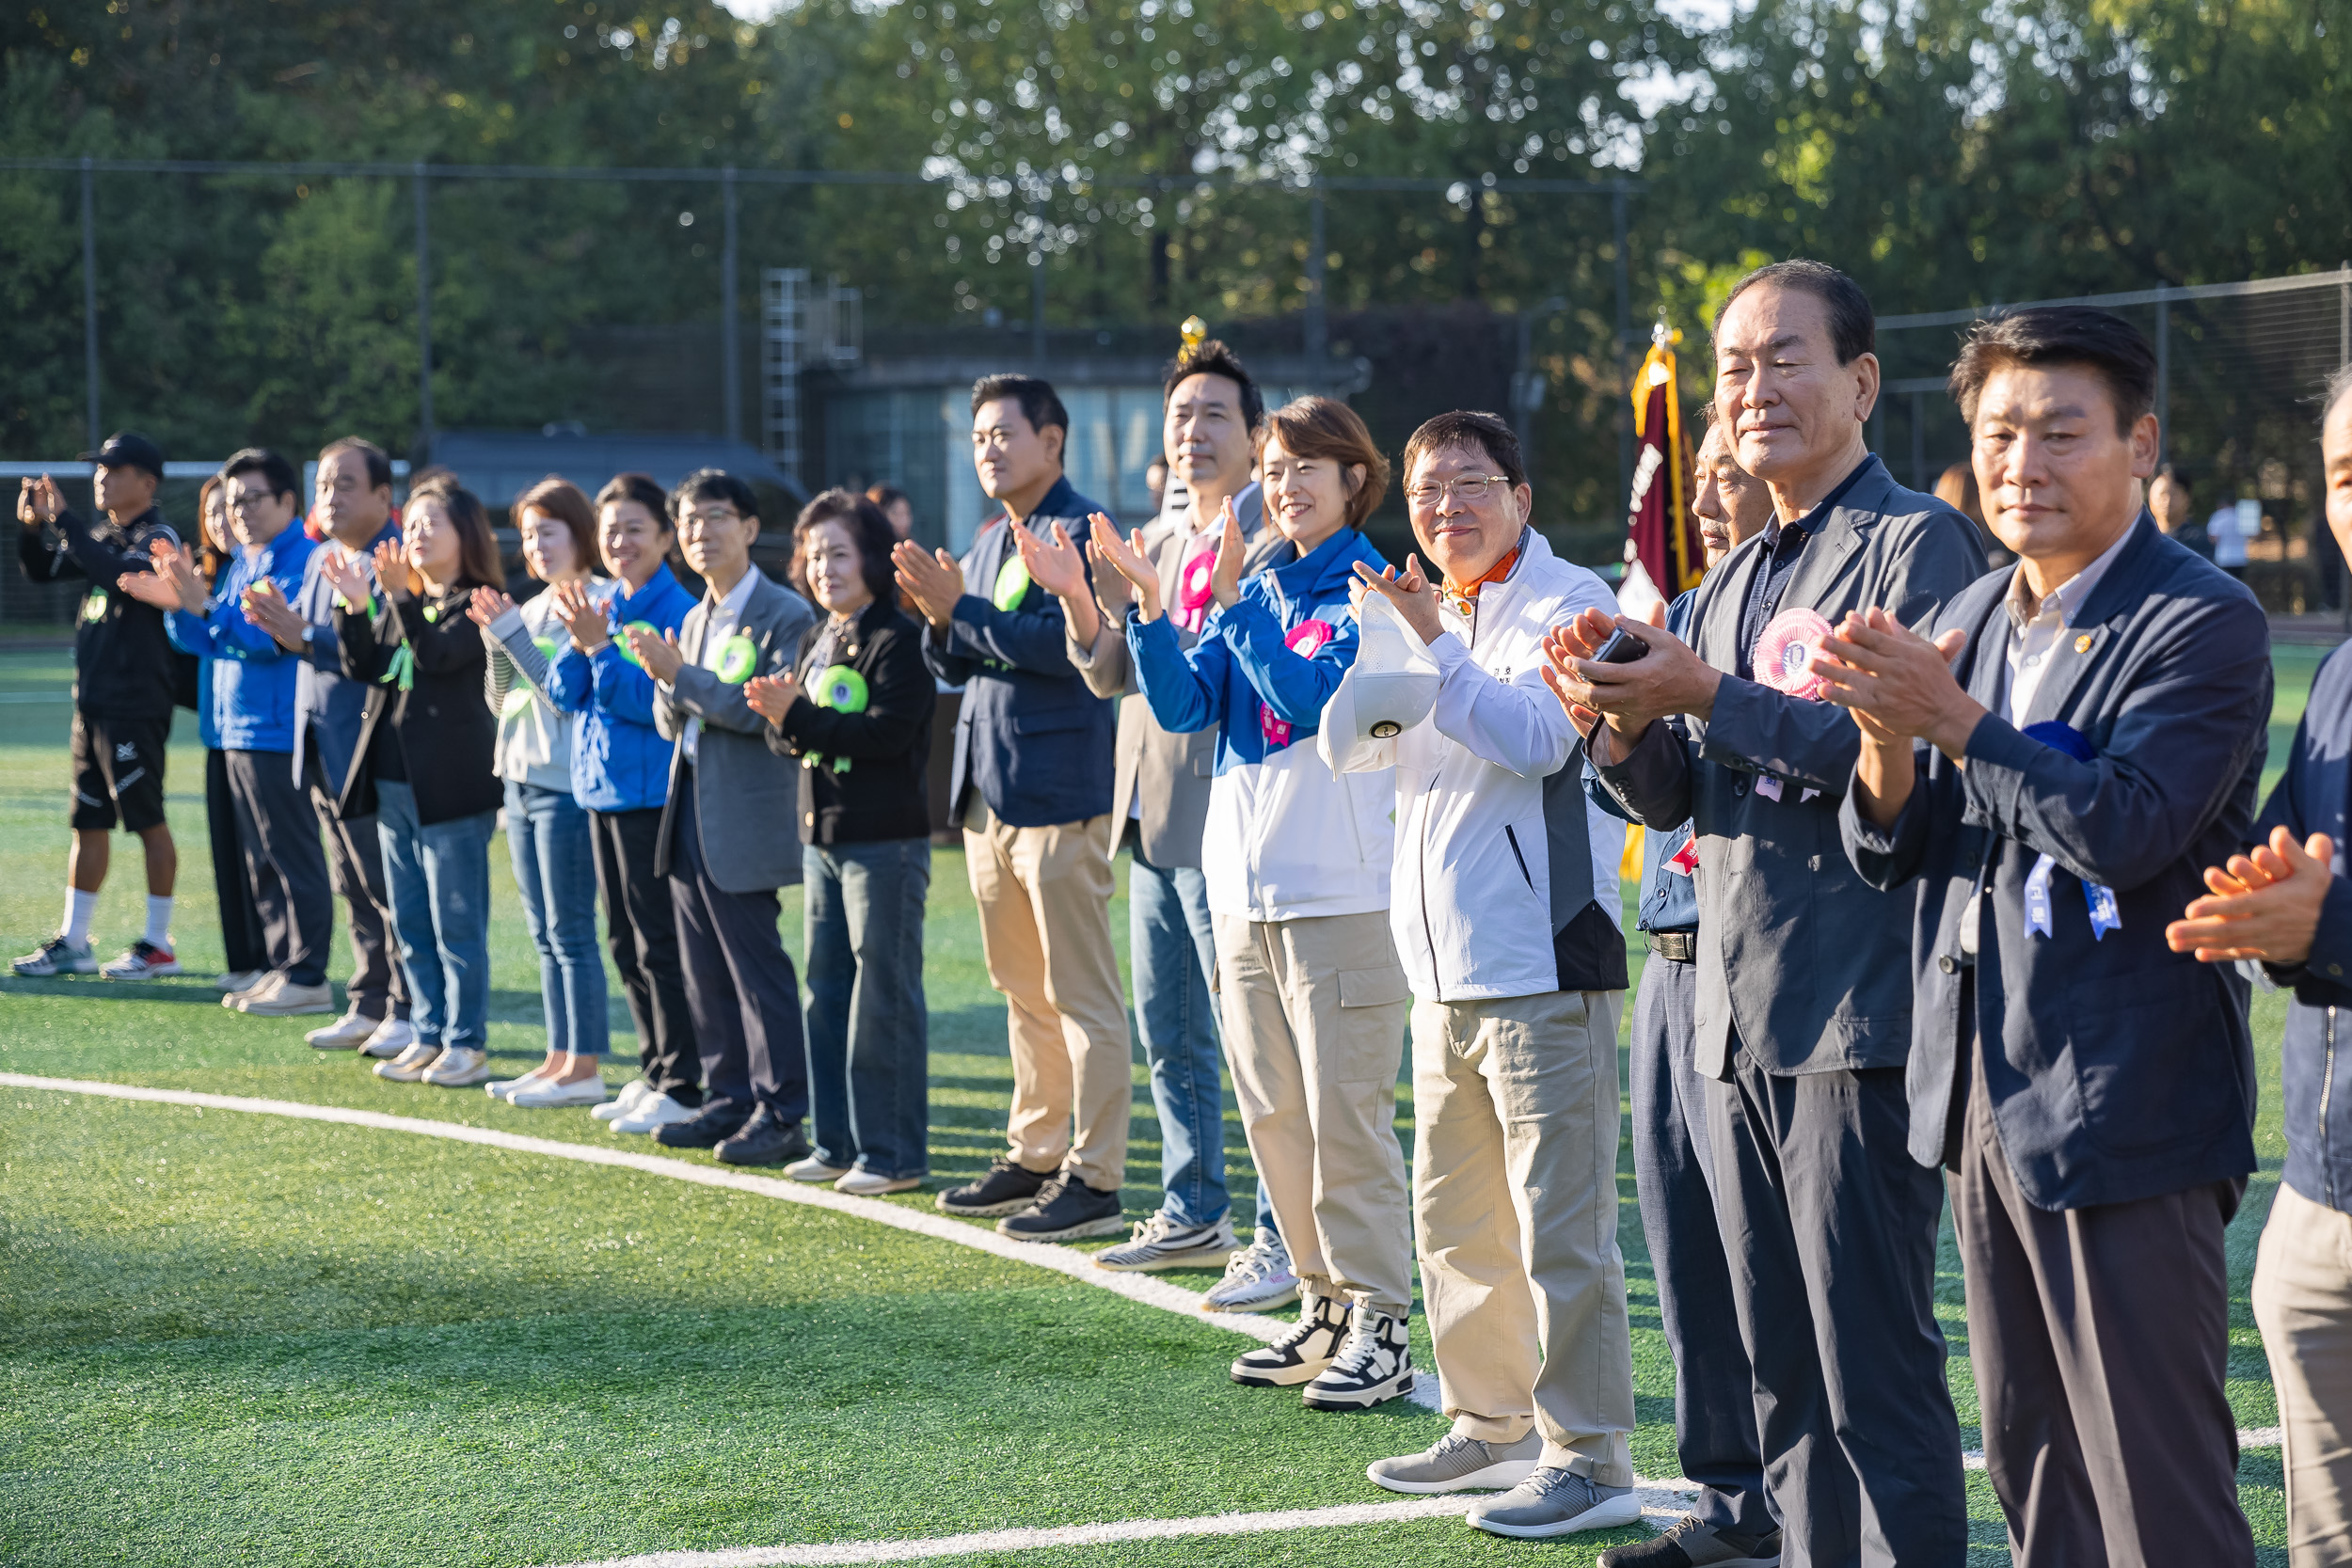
[546,562,697,814]
[167,526,316,755]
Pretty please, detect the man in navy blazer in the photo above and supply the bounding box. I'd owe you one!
[895,374,1131,1247]
[1824,307,2264,1567]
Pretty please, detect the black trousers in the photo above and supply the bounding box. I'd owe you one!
[1629,955,1772,1536]
[224,749,332,987]
[1709,1046,1967,1567]
[307,748,407,1022]
[204,748,268,974]
[668,784,806,1123]
[589,805,699,1103]
[1953,1037,2253,1567]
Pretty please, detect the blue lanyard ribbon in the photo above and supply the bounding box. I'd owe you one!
[2019,721,2120,942]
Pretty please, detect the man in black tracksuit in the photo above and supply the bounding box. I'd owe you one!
[13,432,186,979]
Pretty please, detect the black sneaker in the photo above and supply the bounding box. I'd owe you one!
[935,1158,1052,1217]
[1597,1515,1783,1567]
[995,1174,1126,1242]
[1301,1304,1414,1409]
[713,1105,812,1167]
[1231,1291,1350,1387]
[653,1100,751,1149]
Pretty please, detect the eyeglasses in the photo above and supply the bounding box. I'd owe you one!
[1405,474,1512,509]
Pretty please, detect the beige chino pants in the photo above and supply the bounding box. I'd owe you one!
[962,801,1131,1192]
[2256,1180,2352,1567]
[1413,989,1635,1484]
[1213,911,1413,1316]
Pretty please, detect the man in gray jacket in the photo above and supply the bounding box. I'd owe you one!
[1553,261,1985,1565]
[1033,340,1293,1293]
[629,468,816,1167]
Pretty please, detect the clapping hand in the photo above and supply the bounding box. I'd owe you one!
[2166,826,2339,966]
[119,538,202,614]
[242,578,309,650]
[892,539,965,630]
[465,585,516,629]
[16,476,63,529]
[318,545,376,612]
[371,538,410,601]
[622,621,685,683]
[1810,608,1979,756]
[744,670,803,725]
[1088,514,1162,620]
[1350,556,1442,644]
[1209,498,1248,610]
[548,579,608,652]
[1014,519,1089,600]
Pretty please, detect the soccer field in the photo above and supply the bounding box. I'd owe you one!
[0,642,2326,1567]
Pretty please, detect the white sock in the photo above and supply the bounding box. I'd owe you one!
[62,888,98,947]
[145,895,174,950]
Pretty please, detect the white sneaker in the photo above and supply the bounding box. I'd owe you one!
[609,1091,697,1134]
[221,971,281,1008]
[358,1017,416,1058]
[834,1169,924,1196]
[486,1069,552,1100]
[421,1046,491,1087]
[307,1010,382,1051]
[216,968,266,993]
[238,978,336,1016]
[592,1080,654,1122]
[373,1041,443,1082]
[1202,1226,1302,1313]
[12,936,96,976]
[785,1153,853,1183]
[101,941,181,979]
[507,1075,611,1108]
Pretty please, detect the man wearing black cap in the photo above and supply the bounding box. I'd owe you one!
[14,432,186,979]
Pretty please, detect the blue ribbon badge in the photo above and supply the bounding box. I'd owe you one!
[2019,721,2121,942]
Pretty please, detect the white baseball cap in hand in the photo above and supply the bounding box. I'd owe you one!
[1318,587,1441,778]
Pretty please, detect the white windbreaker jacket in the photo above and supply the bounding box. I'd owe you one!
[1321,531,1625,1002]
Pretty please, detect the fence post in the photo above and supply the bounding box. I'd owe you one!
[80,154,100,452]
[1305,180,1327,387]
[413,162,435,451]
[723,166,741,445]
[1910,389,1926,491]
[2154,283,2169,470]
[1028,186,1047,367]
[1612,181,1632,506]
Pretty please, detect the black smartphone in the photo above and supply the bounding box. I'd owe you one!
[1590,626,1650,664]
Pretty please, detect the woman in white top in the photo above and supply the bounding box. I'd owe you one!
[465,477,613,1106]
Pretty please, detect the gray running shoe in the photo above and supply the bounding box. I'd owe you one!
[1599,1513,1784,1567]
[1368,1431,1543,1495]
[1095,1209,1235,1273]
[1200,1226,1300,1312]
[1467,1467,1644,1539]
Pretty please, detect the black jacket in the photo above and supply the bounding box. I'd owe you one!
[19,505,189,720]
[335,580,503,827]
[767,597,934,846]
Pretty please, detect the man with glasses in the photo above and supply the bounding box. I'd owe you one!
[1552,260,1985,1564]
[1333,412,1638,1541]
[894,373,1129,1244]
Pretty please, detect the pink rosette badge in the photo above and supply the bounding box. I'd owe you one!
[1754,607,1834,701]
[1260,618,1337,748]
[1173,543,1218,634]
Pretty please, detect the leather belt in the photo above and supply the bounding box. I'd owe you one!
[1646,929,1697,963]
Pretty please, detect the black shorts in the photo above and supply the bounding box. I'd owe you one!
[70,711,170,832]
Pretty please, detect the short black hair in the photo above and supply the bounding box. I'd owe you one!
[1162,339,1264,432]
[1714,259,1875,367]
[794,488,899,606]
[1402,410,1525,492]
[970,373,1070,438]
[595,471,673,530]
[219,447,300,502]
[1948,307,2157,435]
[319,436,392,492]
[668,467,760,527]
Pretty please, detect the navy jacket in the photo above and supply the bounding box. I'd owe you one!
[292,519,405,802]
[920,476,1117,829]
[1589,589,1699,935]
[2253,639,2352,1212]
[1842,515,2268,1210]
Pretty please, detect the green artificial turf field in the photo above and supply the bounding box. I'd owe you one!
[0,642,2327,1566]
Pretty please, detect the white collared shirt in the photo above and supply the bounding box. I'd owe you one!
[1998,523,2133,726]
[676,563,764,764]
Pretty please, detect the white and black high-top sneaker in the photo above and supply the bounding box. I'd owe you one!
[1302,1304,1414,1409]
[1230,1291,1350,1387]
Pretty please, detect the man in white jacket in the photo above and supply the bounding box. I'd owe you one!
[1324,411,1637,1541]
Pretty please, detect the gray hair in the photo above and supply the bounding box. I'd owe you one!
[2326,364,2352,427]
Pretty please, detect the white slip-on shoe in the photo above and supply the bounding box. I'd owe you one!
[358,1017,416,1059]
[421,1046,492,1087]
[373,1041,443,1083]
[784,1153,852,1183]
[834,1169,923,1196]
[238,978,336,1017]
[307,1010,381,1051]
[485,1069,551,1101]
[609,1091,698,1135]
[507,1075,611,1108]
[591,1080,653,1122]
[222,972,283,1009]
[215,968,265,993]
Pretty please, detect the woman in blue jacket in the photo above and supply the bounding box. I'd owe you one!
[546,472,701,1136]
[1100,396,1417,1412]
[190,476,268,990]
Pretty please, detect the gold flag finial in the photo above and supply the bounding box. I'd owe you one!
[1180,315,1208,348]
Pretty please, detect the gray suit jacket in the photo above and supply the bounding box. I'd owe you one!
[654,567,817,894]
[1067,483,1278,867]
[1593,456,1988,1079]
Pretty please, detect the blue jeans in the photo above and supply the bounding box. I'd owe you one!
[804,839,931,1179]
[374,781,496,1051]
[505,780,611,1057]
[1130,845,1239,1231]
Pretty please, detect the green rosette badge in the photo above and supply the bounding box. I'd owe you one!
[810,664,868,712]
[82,590,106,622]
[612,620,658,670]
[992,557,1032,612]
[715,633,759,685]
